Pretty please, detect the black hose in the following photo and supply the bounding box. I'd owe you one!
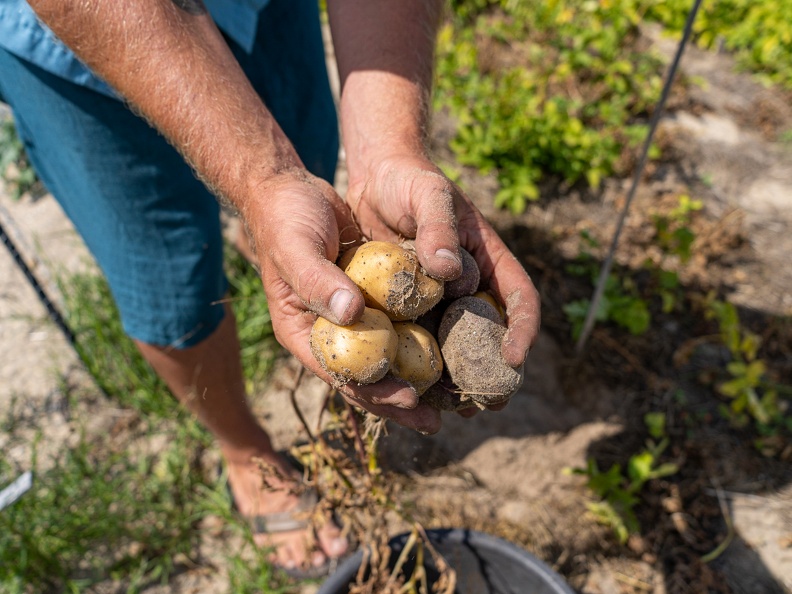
[0,213,77,349]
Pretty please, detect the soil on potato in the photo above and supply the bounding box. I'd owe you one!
[385,263,442,321]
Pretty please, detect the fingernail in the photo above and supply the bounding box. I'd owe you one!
[435,248,461,267]
[391,385,418,409]
[329,289,354,323]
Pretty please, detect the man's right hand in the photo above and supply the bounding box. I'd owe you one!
[244,169,444,434]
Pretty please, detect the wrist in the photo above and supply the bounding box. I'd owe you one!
[223,143,304,216]
[340,71,431,184]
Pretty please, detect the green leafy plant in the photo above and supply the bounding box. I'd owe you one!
[706,298,791,437]
[637,0,792,89]
[641,193,703,313]
[435,0,664,213]
[0,118,40,200]
[651,194,703,264]
[568,413,679,544]
[563,230,651,337]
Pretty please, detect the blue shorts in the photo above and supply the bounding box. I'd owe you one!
[0,0,338,348]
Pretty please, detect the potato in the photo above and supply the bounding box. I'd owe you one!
[473,290,505,319]
[390,322,443,395]
[438,296,523,406]
[415,303,446,337]
[310,307,398,386]
[443,247,480,299]
[341,241,444,321]
[337,245,359,271]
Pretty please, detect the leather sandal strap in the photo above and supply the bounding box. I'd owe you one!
[249,489,319,534]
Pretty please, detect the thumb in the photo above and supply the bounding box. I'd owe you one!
[278,239,365,325]
[253,175,366,325]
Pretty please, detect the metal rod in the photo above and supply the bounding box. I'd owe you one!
[0,211,77,348]
[575,0,704,354]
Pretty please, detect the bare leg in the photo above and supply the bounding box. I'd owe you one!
[135,302,347,570]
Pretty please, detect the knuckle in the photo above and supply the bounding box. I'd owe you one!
[294,262,330,309]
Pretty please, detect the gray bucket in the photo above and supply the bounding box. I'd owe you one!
[318,528,574,594]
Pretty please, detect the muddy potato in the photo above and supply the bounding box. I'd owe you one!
[390,322,443,395]
[444,247,480,299]
[340,241,444,321]
[438,296,523,406]
[310,307,398,386]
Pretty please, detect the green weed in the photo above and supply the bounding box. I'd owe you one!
[0,118,41,200]
[0,422,214,592]
[568,413,679,544]
[706,297,792,440]
[651,194,702,264]
[645,194,703,313]
[2,244,283,591]
[563,230,651,338]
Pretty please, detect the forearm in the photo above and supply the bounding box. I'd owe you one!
[28,0,301,217]
[327,0,443,178]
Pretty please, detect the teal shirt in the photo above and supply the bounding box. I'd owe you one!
[0,0,271,99]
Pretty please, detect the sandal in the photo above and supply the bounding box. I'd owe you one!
[222,459,340,580]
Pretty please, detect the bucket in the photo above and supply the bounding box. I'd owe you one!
[318,528,574,594]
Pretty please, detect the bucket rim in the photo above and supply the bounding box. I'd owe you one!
[317,527,574,594]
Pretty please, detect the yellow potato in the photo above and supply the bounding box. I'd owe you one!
[341,241,444,321]
[390,322,443,395]
[473,291,505,319]
[337,245,359,271]
[310,307,398,385]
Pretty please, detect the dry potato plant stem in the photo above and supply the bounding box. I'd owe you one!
[274,369,457,593]
[343,399,372,478]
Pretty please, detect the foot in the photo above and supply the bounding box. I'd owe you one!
[225,450,348,572]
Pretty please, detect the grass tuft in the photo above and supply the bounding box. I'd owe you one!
[1,242,284,592]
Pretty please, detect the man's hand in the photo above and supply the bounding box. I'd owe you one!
[346,154,542,412]
[329,0,540,416]
[245,169,445,434]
